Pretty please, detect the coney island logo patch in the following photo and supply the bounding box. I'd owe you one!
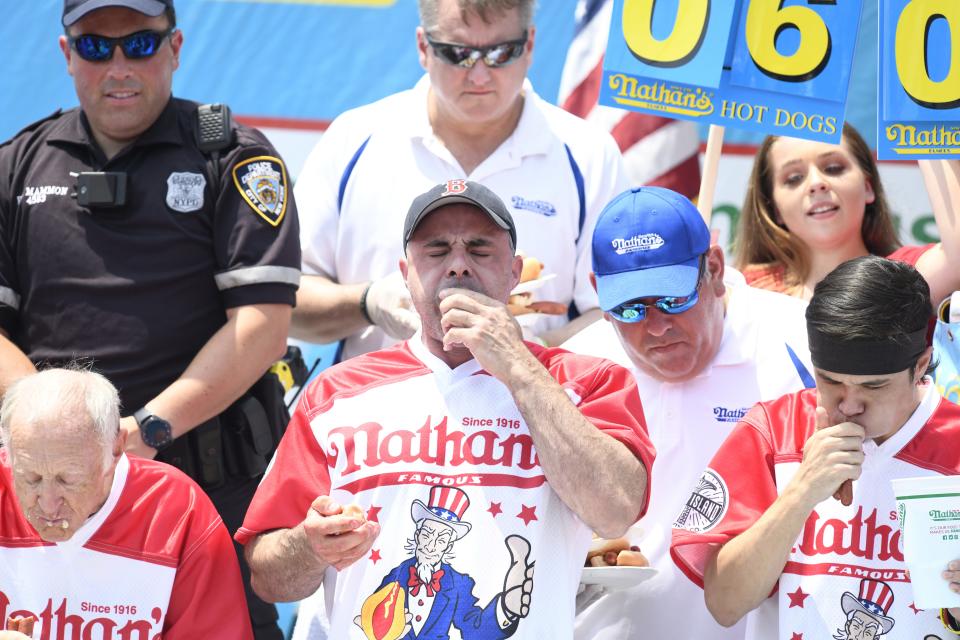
[674,468,728,533]
[232,156,288,226]
[165,172,205,212]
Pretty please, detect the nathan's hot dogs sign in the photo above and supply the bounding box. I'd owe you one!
[600,0,960,159]
[879,1,960,159]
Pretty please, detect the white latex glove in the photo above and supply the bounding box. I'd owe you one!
[364,271,420,340]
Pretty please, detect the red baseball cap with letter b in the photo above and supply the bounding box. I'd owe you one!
[63,0,173,26]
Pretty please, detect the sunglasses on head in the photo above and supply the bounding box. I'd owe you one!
[425,31,528,68]
[609,255,707,323]
[68,28,175,62]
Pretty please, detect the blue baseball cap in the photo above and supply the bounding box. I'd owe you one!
[592,187,710,312]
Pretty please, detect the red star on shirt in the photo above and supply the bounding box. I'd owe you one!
[788,586,810,608]
[369,549,381,564]
[909,602,923,614]
[791,633,803,640]
[517,505,538,526]
[488,502,503,517]
[366,505,381,523]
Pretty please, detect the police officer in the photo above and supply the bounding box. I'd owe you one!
[0,2,299,638]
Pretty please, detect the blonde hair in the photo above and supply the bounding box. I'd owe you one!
[734,123,900,291]
[418,0,536,32]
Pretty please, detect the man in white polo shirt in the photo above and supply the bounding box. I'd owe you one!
[564,187,813,640]
[290,0,628,358]
[0,368,251,640]
[239,180,654,640]
[672,255,960,638]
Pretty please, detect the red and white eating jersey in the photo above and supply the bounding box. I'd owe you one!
[672,384,960,639]
[0,454,252,640]
[238,336,653,639]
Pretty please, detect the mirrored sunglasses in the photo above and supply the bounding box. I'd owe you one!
[426,31,528,68]
[608,255,707,323]
[609,290,701,323]
[68,28,175,62]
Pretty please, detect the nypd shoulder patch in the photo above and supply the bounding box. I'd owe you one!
[231,155,288,226]
[673,468,729,533]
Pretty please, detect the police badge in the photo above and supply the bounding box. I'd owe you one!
[231,156,288,227]
[166,172,206,213]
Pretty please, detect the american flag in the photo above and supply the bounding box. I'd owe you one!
[559,0,702,200]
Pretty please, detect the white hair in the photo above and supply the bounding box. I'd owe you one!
[0,368,120,466]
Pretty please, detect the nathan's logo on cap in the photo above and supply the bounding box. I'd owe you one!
[611,233,664,255]
[441,179,468,196]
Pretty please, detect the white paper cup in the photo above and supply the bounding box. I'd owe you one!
[891,475,960,609]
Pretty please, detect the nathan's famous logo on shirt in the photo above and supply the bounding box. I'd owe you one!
[0,590,162,639]
[17,185,68,206]
[674,468,728,533]
[712,406,750,423]
[611,233,664,255]
[325,416,542,493]
[511,196,556,217]
[794,506,904,566]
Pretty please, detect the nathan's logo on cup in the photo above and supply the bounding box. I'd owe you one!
[929,508,960,522]
[611,233,664,255]
[892,475,960,609]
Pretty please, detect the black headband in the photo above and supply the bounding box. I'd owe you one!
[807,326,928,375]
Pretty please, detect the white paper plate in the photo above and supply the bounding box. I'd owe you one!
[511,273,557,295]
[580,566,657,590]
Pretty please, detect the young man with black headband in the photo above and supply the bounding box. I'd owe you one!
[672,255,960,639]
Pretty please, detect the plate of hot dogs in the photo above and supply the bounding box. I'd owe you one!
[580,536,657,590]
[508,257,567,316]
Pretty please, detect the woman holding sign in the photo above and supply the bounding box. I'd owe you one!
[734,124,960,305]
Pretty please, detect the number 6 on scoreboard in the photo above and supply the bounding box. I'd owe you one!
[744,0,831,82]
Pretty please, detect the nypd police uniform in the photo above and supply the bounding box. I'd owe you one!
[0,97,300,639]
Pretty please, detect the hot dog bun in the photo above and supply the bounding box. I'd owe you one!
[587,537,631,560]
[615,549,650,567]
[520,257,543,283]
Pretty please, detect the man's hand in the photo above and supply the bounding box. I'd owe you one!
[501,535,535,620]
[120,416,157,460]
[439,288,530,381]
[790,407,864,509]
[943,559,960,621]
[302,496,380,571]
[365,271,420,339]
